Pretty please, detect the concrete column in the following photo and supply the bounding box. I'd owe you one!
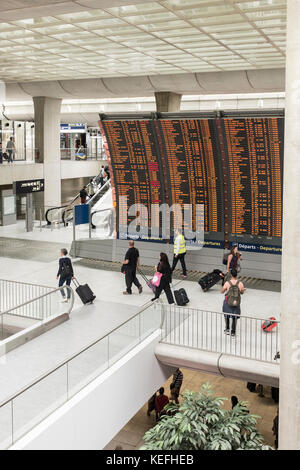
[33,97,62,213]
[154,92,182,112]
[279,0,300,450]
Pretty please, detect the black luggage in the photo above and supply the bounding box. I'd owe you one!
[174,288,189,306]
[199,269,224,292]
[73,278,96,305]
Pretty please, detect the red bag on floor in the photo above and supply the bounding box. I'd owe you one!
[262,317,277,332]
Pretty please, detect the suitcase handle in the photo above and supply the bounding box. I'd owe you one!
[72,277,80,288]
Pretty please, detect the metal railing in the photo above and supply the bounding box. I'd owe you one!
[0,279,54,316]
[0,300,160,449]
[60,148,104,161]
[0,148,40,163]
[159,304,280,364]
[0,285,74,330]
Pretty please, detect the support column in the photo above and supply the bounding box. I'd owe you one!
[33,97,62,214]
[154,92,182,112]
[279,0,300,450]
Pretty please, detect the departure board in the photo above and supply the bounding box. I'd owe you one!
[156,119,223,233]
[222,117,283,238]
[101,120,165,238]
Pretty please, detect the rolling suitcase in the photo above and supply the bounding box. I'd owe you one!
[73,278,96,305]
[199,269,224,292]
[174,287,189,306]
[138,269,156,294]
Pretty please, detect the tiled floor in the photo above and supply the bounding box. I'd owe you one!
[105,368,278,450]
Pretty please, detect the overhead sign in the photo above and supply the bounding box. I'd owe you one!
[60,123,86,133]
[14,179,45,194]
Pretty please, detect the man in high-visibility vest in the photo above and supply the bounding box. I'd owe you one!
[172,229,187,278]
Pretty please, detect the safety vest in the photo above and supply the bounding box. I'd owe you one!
[174,234,186,255]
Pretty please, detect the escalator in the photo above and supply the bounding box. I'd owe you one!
[45,175,111,226]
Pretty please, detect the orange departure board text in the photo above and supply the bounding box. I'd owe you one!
[222,118,283,237]
[101,120,165,237]
[156,119,223,233]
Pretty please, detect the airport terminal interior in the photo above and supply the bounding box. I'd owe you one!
[0,0,299,452]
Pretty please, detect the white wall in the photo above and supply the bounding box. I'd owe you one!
[10,331,173,450]
[60,160,103,180]
[0,164,43,186]
[0,161,103,187]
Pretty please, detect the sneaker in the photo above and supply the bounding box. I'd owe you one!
[138,286,143,294]
[224,329,230,335]
[123,291,132,295]
[231,332,236,338]
[61,298,68,303]
[181,273,187,278]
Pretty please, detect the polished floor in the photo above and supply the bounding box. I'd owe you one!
[105,368,278,450]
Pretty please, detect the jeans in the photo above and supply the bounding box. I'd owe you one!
[172,253,187,275]
[225,315,237,334]
[7,150,13,163]
[59,275,72,298]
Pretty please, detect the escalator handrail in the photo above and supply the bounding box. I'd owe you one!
[87,180,111,206]
[45,204,69,224]
[61,180,111,224]
[45,175,109,225]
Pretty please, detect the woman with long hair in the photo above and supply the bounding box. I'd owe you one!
[226,245,241,273]
[152,253,174,304]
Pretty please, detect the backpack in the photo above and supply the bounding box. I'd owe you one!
[61,259,72,278]
[227,280,241,307]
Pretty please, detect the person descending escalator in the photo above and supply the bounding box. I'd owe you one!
[80,186,88,204]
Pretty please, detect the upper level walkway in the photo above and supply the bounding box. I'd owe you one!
[0,235,281,449]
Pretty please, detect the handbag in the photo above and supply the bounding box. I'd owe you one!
[152,272,162,287]
[121,263,127,274]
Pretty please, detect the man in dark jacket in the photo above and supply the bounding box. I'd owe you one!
[56,248,74,302]
[122,240,142,295]
[80,187,88,204]
[170,368,183,404]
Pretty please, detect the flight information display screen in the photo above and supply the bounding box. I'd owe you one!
[101,120,165,239]
[156,119,223,234]
[222,117,284,238]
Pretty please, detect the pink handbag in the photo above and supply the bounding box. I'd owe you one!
[152,272,162,287]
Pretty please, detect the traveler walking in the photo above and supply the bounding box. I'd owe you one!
[80,186,88,204]
[221,268,245,337]
[151,253,174,304]
[100,166,106,187]
[170,368,183,404]
[155,387,169,420]
[87,179,95,198]
[122,240,142,295]
[171,229,187,278]
[104,164,110,180]
[6,137,15,163]
[56,248,74,302]
[226,245,241,273]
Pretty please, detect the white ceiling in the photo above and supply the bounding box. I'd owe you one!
[0,0,287,83]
